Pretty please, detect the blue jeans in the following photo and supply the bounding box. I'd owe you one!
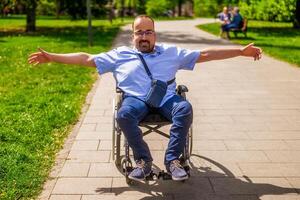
[223,23,239,31]
[116,94,193,165]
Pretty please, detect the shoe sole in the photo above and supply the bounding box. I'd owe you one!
[128,173,151,182]
[171,175,189,181]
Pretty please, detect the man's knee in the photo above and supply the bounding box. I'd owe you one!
[116,105,136,124]
[174,101,193,120]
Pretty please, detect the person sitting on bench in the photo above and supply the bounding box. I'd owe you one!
[218,6,232,38]
[223,7,243,38]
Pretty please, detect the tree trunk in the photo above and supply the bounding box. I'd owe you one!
[294,0,300,28]
[121,0,125,22]
[26,0,37,32]
[87,0,93,46]
[55,0,60,19]
[178,0,182,17]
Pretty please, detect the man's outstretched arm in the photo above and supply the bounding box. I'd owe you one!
[197,43,262,63]
[28,48,96,67]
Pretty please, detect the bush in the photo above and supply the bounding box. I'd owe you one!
[146,0,173,17]
[193,0,295,22]
[194,0,219,17]
[36,0,56,16]
[239,0,296,22]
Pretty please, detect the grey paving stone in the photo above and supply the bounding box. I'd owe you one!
[52,178,112,195]
[71,140,99,151]
[88,163,123,177]
[59,163,90,177]
[67,150,110,163]
[49,195,82,200]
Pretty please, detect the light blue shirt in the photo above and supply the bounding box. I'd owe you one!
[93,43,200,106]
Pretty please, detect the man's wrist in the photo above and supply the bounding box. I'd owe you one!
[239,48,243,56]
[47,52,54,62]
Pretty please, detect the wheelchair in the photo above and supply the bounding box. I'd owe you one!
[112,85,193,184]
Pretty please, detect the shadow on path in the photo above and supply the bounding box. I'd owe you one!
[95,155,299,200]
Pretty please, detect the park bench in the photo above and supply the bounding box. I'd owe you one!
[229,18,248,38]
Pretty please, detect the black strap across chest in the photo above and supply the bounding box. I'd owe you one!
[137,53,175,85]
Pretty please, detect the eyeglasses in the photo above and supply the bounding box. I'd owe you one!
[134,30,154,37]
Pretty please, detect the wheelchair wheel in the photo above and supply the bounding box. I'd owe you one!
[112,94,122,166]
[188,124,193,156]
[183,124,193,160]
[121,157,133,185]
[112,99,116,161]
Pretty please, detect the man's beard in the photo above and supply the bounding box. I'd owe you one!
[138,40,154,53]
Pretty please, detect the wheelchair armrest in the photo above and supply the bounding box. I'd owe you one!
[176,85,189,95]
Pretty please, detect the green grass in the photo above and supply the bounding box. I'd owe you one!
[0,16,123,199]
[197,20,300,67]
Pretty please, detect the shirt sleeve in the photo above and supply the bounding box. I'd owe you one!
[93,49,119,75]
[177,47,201,71]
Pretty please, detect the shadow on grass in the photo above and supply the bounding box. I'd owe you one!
[0,25,120,47]
[254,43,300,51]
[95,155,299,200]
[228,35,256,40]
[248,27,300,38]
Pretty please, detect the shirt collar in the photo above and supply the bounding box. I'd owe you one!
[133,44,163,57]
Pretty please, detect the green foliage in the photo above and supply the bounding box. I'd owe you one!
[197,20,300,66]
[146,0,174,17]
[239,0,296,22]
[0,16,123,199]
[36,0,56,15]
[193,0,240,17]
[136,0,147,14]
[193,0,296,22]
[194,0,216,17]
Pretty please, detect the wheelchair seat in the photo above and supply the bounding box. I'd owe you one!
[139,111,170,126]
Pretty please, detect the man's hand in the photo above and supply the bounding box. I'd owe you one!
[198,43,263,63]
[28,48,52,65]
[27,49,96,67]
[241,43,262,61]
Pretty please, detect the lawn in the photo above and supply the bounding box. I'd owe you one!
[197,20,300,67]
[0,16,124,199]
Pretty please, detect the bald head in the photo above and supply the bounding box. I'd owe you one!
[132,15,156,53]
[132,15,155,31]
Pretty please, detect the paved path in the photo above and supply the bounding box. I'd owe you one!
[40,19,300,200]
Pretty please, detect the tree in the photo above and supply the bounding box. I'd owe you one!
[177,0,184,16]
[1,0,12,17]
[1,0,38,32]
[87,0,92,46]
[294,0,300,28]
[25,0,37,32]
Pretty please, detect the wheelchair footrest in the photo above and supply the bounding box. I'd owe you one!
[145,171,159,181]
[157,170,172,180]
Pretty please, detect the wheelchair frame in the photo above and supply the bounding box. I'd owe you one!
[112,85,193,184]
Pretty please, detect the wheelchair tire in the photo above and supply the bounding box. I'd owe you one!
[121,157,133,185]
[112,99,116,161]
[189,124,193,156]
[126,176,133,185]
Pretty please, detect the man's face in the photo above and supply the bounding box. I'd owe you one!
[233,7,239,14]
[132,18,156,53]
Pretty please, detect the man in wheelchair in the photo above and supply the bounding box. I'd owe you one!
[28,15,262,182]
